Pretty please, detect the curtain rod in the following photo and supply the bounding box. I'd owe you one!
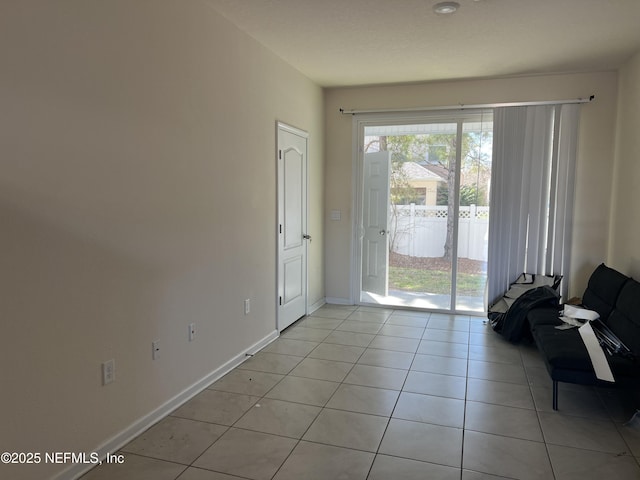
[339,95,594,115]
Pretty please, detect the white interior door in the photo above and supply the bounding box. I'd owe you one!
[277,123,308,331]
[362,151,391,296]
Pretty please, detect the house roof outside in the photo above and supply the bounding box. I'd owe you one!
[421,163,450,180]
[396,162,446,182]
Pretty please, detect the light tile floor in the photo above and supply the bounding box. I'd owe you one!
[82,305,640,480]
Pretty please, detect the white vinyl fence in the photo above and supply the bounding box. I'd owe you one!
[390,204,489,261]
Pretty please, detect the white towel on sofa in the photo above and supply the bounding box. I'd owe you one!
[578,321,615,382]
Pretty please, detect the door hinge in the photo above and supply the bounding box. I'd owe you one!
[279,224,282,234]
[279,296,282,306]
[279,149,282,159]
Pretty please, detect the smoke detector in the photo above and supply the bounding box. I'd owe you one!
[433,2,460,14]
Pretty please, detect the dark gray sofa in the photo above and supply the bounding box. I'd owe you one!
[527,264,640,410]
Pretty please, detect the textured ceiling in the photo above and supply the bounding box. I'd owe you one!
[205,0,640,87]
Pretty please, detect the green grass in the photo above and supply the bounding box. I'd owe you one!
[389,266,486,296]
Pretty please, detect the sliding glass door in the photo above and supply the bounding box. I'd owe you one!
[455,116,492,310]
[357,112,493,313]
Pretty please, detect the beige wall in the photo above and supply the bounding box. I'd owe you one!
[0,1,323,479]
[609,50,640,278]
[325,72,618,302]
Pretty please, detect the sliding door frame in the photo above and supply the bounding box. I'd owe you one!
[350,110,490,313]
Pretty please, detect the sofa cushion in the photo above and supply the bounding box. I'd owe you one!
[606,278,640,354]
[531,324,639,382]
[532,326,593,372]
[582,263,629,319]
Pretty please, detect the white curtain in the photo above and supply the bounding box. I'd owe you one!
[487,104,580,305]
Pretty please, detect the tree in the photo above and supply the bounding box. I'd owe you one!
[428,130,492,260]
[364,128,492,261]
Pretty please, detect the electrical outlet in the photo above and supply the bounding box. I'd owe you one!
[188,323,196,342]
[244,299,250,315]
[102,359,115,385]
[152,340,160,360]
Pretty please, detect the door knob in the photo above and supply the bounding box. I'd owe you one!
[379,230,387,236]
[303,234,312,241]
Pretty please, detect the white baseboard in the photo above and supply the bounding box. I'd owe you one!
[325,297,353,305]
[55,329,279,480]
[308,297,326,314]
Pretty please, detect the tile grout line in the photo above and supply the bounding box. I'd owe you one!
[301,305,383,480]
[253,309,346,480]
[264,305,378,480]
[362,310,431,479]
[523,338,558,480]
[459,316,472,480]
[86,308,640,479]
